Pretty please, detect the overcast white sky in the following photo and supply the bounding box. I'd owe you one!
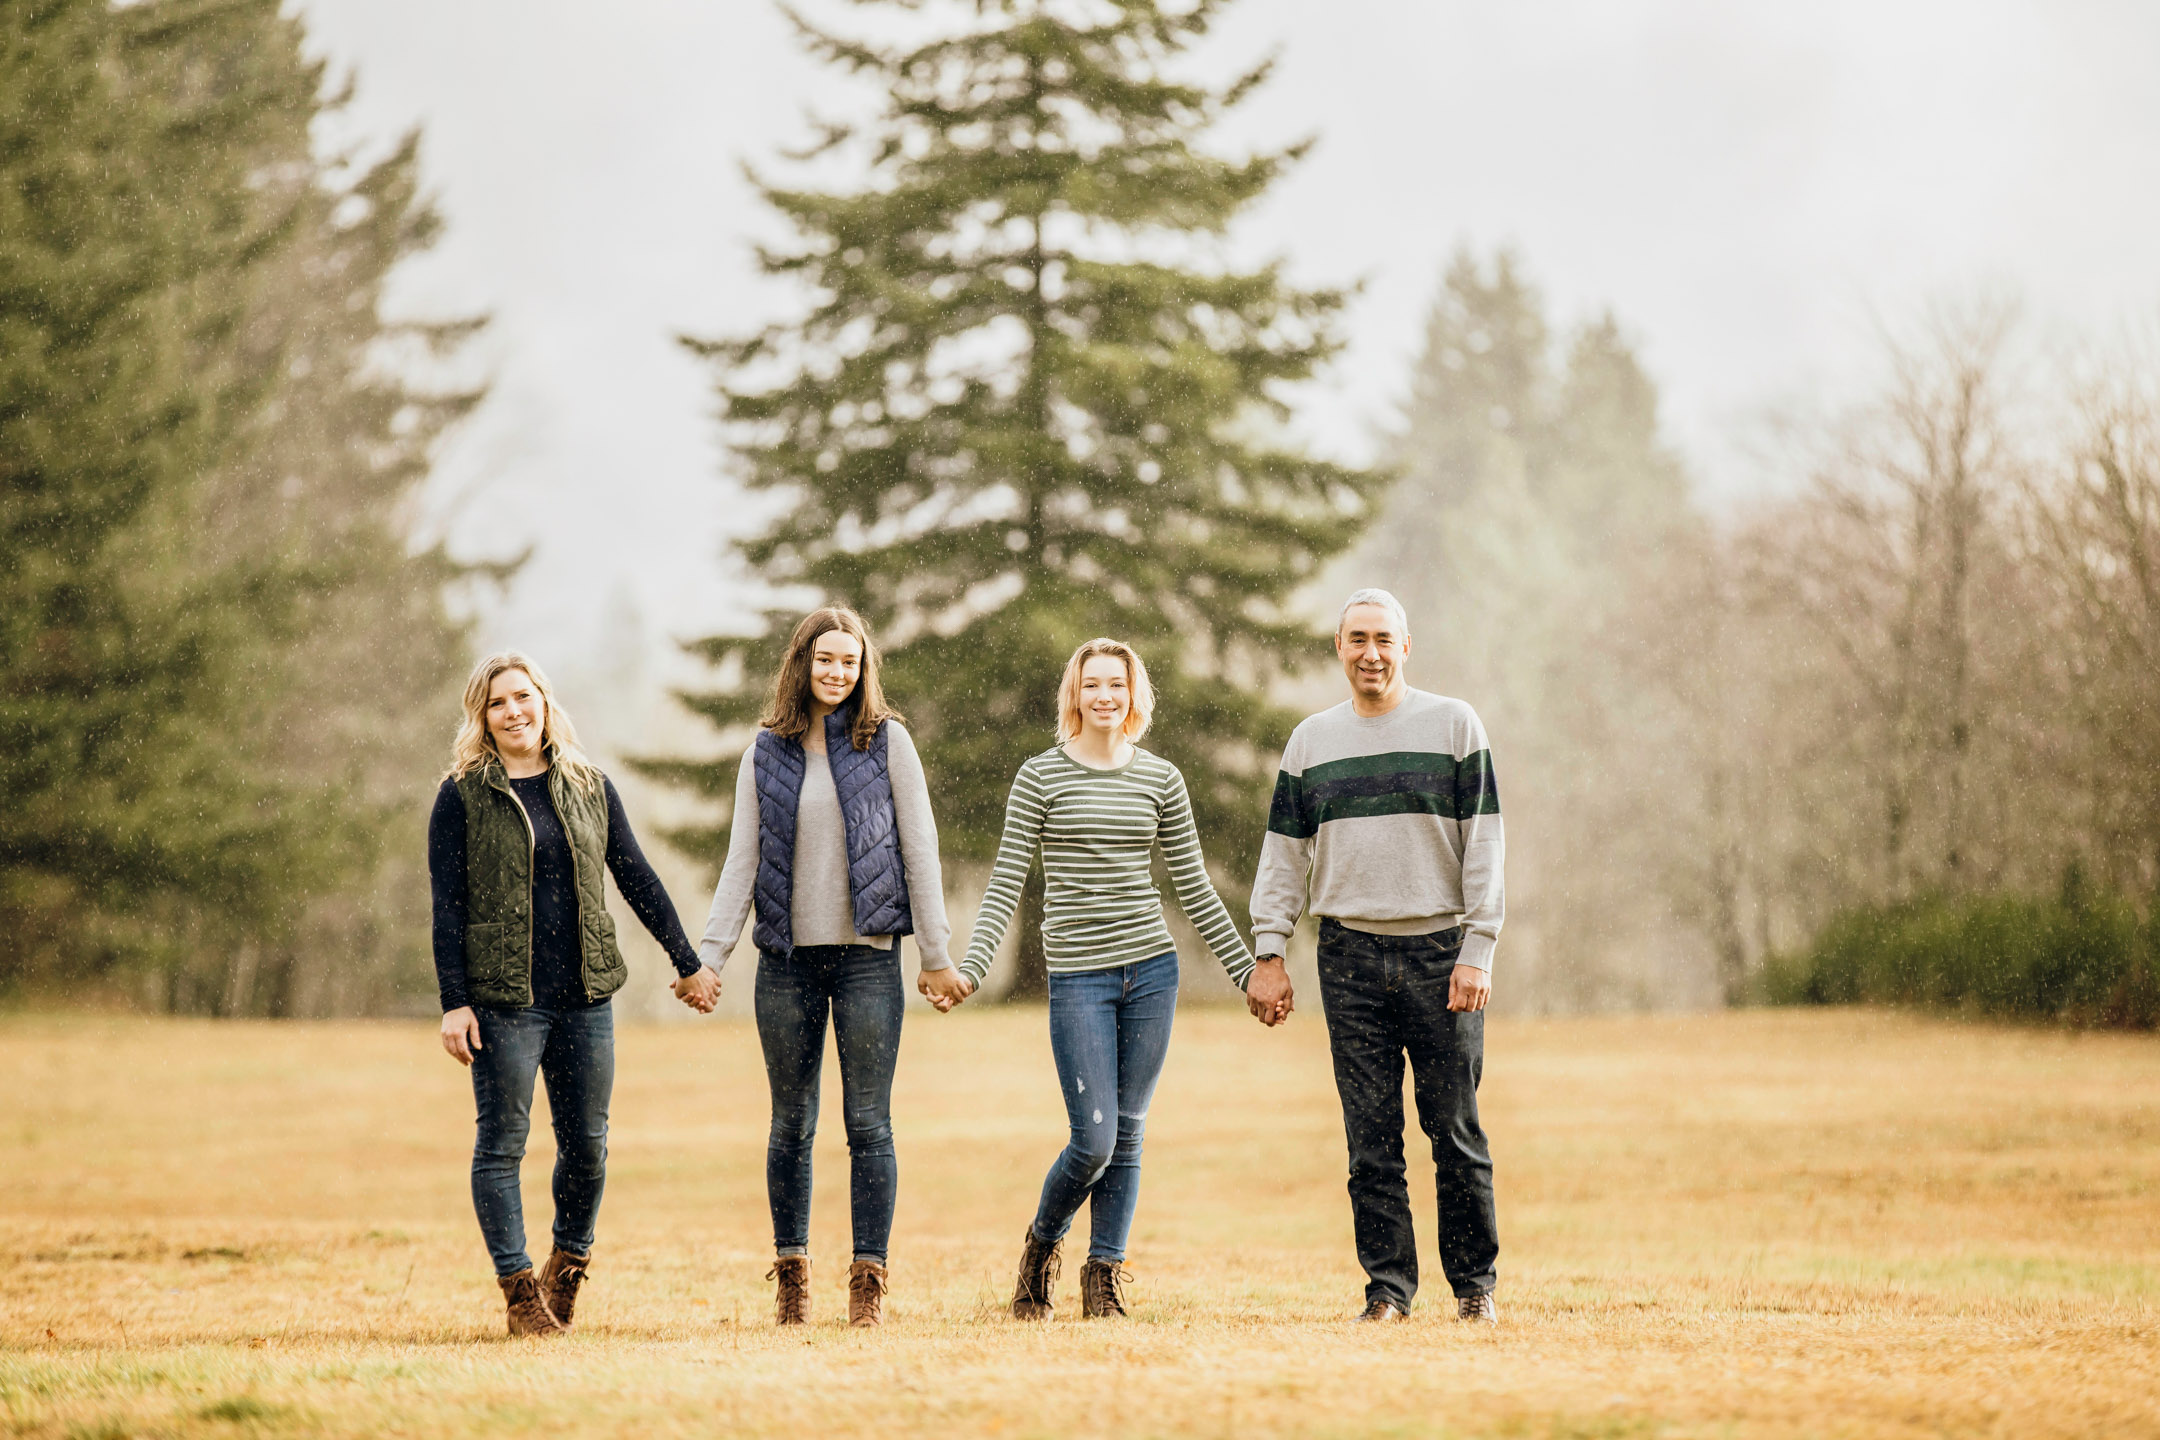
[294,0,2160,669]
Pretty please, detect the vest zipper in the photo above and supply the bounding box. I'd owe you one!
[499,771,538,1002]
[565,770,591,1003]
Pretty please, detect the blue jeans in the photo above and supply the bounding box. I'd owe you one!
[756,942,905,1262]
[469,1002,615,1277]
[1030,950,1179,1263]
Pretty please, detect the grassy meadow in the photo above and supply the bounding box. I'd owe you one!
[1,1004,2156,1438]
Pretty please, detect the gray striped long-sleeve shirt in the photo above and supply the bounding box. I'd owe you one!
[959,746,1255,989]
[1248,689,1505,971]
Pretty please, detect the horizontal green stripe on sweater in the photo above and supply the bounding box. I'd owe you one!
[1268,748,1499,840]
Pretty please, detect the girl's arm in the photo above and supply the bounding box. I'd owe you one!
[957,760,1048,988]
[600,775,702,979]
[1157,763,1257,990]
[427,778,474,1011]
[886,725,954,969]
[697,750,762,972]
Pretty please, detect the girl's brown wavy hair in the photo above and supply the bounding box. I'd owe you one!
[761,606,901,751]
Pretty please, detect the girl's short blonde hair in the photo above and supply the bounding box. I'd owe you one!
[1056,638,1154,744]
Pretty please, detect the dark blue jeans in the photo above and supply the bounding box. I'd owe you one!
[469,1001,615,1277]
[1030,949,1179,1263]
[756,942,905,1262]
[1317,919,1498,1308]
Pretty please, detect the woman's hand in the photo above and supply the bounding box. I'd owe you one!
[917,966,972,1013]
[440,1006,483,1065]
[673,966,722,1014]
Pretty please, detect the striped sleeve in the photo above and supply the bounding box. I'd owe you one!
[1155,762,1256,989]
[960,759,1047,985]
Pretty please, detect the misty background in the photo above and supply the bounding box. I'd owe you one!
[7,0,2159,1023]
[302,0,2160,653]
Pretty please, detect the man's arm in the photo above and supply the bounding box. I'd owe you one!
[1449,721,1504,1012]
[1247,759,1315,1025]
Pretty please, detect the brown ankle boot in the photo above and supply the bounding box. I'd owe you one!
[1079,1258,1131,1319]
[1010,1228,1061,1320]
[538,1246,591,1328]
[848,1259,888,1328]
[767,1255,811,1326]
[498,1268,566,1337]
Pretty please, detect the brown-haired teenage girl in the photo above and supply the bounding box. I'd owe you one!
[699,607,965,1327]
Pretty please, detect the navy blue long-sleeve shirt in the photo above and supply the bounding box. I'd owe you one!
[428,771,701,1011]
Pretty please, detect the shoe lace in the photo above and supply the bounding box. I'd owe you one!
[1458,1291,1494,1320]
[849,1264,886,1310]
[552,1255,588,1304]
[767,1261,810,1324]
[1019,1233,1061,1302]
[1084,1262,1131,1316]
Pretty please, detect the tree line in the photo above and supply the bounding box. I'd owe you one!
[1371,263,2160,1021]
[11,0,2151,1019]
[1,0,478,1014]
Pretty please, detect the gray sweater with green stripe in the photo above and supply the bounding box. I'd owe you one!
[1249,689,1505,971]
[960,746,1256,989]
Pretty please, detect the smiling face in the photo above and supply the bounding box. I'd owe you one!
[1337,603,1411,708]
[486,668,546,761]
[1074,654,1132,738]
[807,628,863,714]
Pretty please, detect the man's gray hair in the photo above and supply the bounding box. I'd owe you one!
[1338,587,1410,636]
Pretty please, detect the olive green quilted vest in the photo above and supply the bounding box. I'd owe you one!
[454,761,628,1008]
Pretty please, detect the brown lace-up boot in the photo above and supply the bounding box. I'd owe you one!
[847,1259,888,1328]
[1009,1228,1061,1320]
[767,1255,811,1326]
[1078,1258,1131,1319]
[498,1269,566,1337]
[538,1246,591,1329]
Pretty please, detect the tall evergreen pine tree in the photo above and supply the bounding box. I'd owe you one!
[658,0,1380,994]
[0,0,480,1010]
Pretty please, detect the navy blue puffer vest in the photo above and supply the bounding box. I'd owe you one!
[751,705,914,956]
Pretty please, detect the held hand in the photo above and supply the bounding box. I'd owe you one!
[1448,963,1491,1013]
[673,966,722,1014]
[1245,957,1294,1027]
[440,1006,483,1066]
[918,966,972,1013]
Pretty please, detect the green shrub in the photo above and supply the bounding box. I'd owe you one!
[1762,871,2160,1028]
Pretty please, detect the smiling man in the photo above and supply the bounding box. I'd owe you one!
[1245,587,1505,1325]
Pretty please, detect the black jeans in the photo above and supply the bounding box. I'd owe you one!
[469,1001,614,1277]
[755,941,905,1262]
[1317,919,1498,1308]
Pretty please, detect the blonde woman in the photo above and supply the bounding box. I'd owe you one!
[947,639,1263,1320]
[428,653,718,1337]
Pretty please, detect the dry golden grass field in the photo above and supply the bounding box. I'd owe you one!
[2,1005,2157,1439]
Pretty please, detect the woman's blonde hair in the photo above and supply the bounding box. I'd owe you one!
[446,651,603,795]
[1056,638,1154,744]
[761,605,902,751]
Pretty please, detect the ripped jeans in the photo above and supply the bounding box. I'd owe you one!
[1029,950,1179,1262]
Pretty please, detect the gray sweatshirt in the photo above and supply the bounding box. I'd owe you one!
[1248,689,1505,972]
[698,722,953,971]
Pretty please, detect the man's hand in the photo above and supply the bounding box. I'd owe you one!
[1245,956,1294,1027]
[673,966,722,1014]
[440,1006,483,1065]
[918,965,972,1013]
[1448,963,1490,1013]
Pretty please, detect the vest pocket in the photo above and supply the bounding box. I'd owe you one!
[582,911,627,981]
[463,921,518,992]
